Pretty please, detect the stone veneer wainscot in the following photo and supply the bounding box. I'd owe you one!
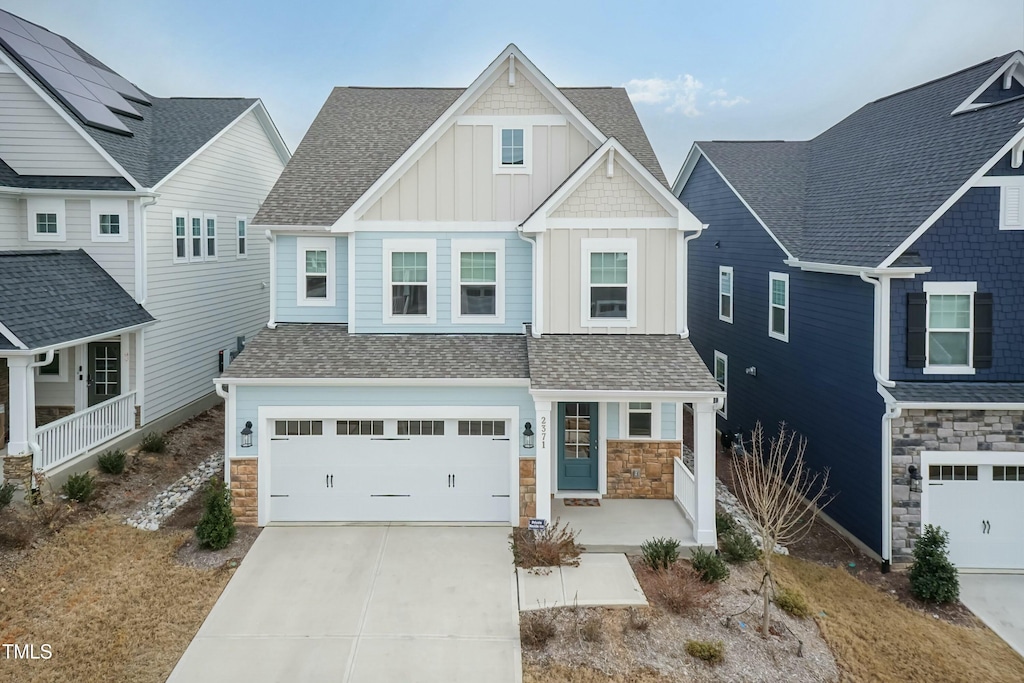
[229,458,258,526]
[605,440,679,499]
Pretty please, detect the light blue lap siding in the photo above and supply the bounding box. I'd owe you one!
[275,235,348,323]
[234,384,535,456]
[661,402,677,440]
[606,402,619,438]
[354,231,532,333]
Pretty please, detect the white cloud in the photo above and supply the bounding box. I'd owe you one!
[625,77,749,116]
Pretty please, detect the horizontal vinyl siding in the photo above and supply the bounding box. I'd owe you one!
[0,72,115,176]
[680,157,885,553]
[143,111,284,422]
[234,384,535,457]
[275,235,348,323]
[354,231,532,333]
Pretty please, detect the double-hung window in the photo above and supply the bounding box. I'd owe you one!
[236,217,247,258]
[719,266,733,323]
[501,129,524,166]
[451,239,504,324]
[384,239,436,323]
[582,238,637,327]
[768,272,789,341]
[26,198,65,242]
[190,216,203,260]
[492,124,532,173]
[91,199,128,243]
[173,211,187,262]
[296,237,335,306]
[205,214,217,260]
[714,351,728,418]
[627,402,653,437]
[923,281,975,373]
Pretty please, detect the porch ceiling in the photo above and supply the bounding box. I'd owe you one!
[0,250,154,351]
[525,332,720,393]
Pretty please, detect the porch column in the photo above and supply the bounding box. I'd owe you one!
[534,400,552,522]
[692,401,718,545]
[6,356,34,456]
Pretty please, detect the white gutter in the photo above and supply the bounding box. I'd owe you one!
[0,322,154,356]
[859,273,896,389]
[515,229,540,337]
[266,230,278,329]
[786,258,930,277]
[678,225,706,338]
[0,187,157,198]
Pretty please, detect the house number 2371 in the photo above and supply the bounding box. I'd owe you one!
[539,415,547,449]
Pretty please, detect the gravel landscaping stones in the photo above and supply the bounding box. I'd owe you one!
[126,451,224,531]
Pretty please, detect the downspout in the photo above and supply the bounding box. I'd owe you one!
[859,273,895,389]
[678,227,705,338]
[878,390,902,572]
[26,350,55,472]
[136,195,158,306]
[266,230,278,329]
[214,381,231,485]
[516,228,540,337]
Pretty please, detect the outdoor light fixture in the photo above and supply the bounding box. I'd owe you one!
[522,422,535,449]
[908,464,922,493]
[745,366,757,377]
[241,421,253,448]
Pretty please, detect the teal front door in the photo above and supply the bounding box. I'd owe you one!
[557,402,599,490]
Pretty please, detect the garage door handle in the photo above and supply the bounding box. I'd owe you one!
[492,438,510,441]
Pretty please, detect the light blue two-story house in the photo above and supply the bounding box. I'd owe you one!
[215,46,724,544]
[674,52,1024,571]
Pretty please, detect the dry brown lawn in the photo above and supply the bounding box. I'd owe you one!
[0,517,233,683]
[775,555,1024,683]
[524,663,672,682]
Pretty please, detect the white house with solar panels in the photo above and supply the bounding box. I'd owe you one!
[0,8,290,490]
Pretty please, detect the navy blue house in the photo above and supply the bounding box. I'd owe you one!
[674,53,1024,571]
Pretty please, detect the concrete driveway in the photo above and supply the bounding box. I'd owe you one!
[167,526,521,683]
[959,574,1024,657]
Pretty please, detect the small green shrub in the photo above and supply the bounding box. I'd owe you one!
[0,481,15,510]
[195,479,236,550]
[719,528,759,564]
[690,546,729,584]
[61,472,95,502]
[139,431,167,453]
[685,639,725,665]
[909,524,959,604]
[640,536,680,570]
[716,510,737,536]
[97,450,127,475]
[775,587,812,618]
[520,610,557,647]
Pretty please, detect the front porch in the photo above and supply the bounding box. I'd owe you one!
[553,498,695,553]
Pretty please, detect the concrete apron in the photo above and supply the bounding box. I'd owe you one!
[959,574,1024,658]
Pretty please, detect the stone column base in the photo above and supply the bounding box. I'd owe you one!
[3,454,33,492]
[229,458,258,526]
[519,458,536,527]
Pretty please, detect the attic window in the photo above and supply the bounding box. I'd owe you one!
[493,125,532,173]
[501,129,524,165]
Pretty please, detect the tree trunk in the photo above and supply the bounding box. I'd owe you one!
[762,583,771,637]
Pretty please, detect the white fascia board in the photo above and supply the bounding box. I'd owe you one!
[332,44,608,232]
[689,145,795,260]
[251,100,292,164]
[783,258,931,278]
[0,50,142,190]
[0,187,156,198]
[355,221,520,232]
[879,125,1024,267]
[260,225,334,234]
[217,377,532,387]
[520,138,702,233]
[894,401,1024,410]
[0,321,27,349]
[151,102,261,191]
[951,52,1024,115]
[529,388,725,403]
[671,143,704,195]
[0,320,155,356]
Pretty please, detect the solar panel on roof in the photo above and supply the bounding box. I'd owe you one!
[0,9,148,135]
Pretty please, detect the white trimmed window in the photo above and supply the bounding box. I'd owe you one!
[923,281,975,374]
[627,402,653,438]
[451,239,505,324]
[383,238,436,324]
[91,199,128,243]
[27,198,65,242]
[36,350,67,383]
[714,351,727,418]
[205,214,217,260]
[492,124,532,173]
[190,214,203,261]
[236,216,247,258]
[1001,184,1024,230]
[719,266,733,323]
[768,272,789,342]
[581,238,638,328]
[172,211,187,262]
[297,237,335,307]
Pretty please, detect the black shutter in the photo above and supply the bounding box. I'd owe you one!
[906,292,927,368]
[974,292,993,369]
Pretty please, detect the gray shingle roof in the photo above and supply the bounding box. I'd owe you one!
[888,382,1024,404]
[0,158,132,191]
[0,250,154,350]
[693,54,1024,267]
[254,86,665,226]
[220,324,530,379]
[525,333,721,392]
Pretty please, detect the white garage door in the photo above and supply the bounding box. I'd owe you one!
[927,463,1024,570]
[268,417,512,523]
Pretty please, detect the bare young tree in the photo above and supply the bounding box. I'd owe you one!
[731,421,831,638]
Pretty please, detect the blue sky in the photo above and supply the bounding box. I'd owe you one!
[5,1,1023,177]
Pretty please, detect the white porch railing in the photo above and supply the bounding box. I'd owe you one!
[674,456,696,523]
[35,392,137,471]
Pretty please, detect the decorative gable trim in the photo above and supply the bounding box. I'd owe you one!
[951,51,1024,115]
[520,137,702,233]
[332,45,607,232]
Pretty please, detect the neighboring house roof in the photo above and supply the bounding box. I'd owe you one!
[254,86,664,226]
[220,324,530,380]
[680,53,1024,267]
[0,158,133,191]
[525,333,720,393]
[0,250,154,351]
[887,382,1024,404]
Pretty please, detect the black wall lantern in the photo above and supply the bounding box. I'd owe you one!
[241,421,253,448]
[908,464,922,493]
[522,422,535,449]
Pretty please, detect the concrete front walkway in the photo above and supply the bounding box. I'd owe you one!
[959,574,1024,657]
[518,553,648,611]
[167,526,521,683]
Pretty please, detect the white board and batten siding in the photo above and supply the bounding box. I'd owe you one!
[0,70,116,176]
[144,110,285,422]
